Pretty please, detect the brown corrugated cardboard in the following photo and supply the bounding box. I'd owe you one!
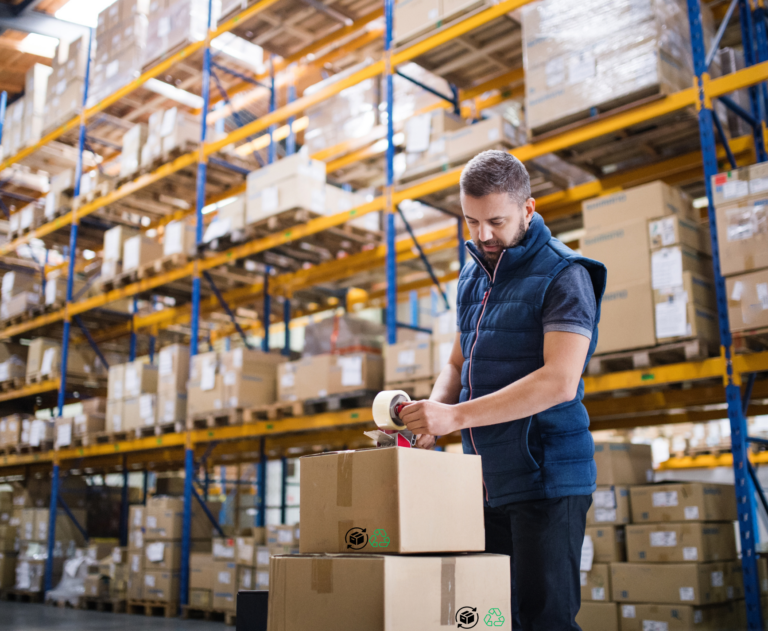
[122,235,163,272]
[292,353,383,400]
[444,116,514,163]
[586,486,631,526]
[385,338,433,383]
[726,268,768,331]
[103,225,139,262]
[83,574,109,598]
[127,571,143,600]
[611,562,731,605]
[222,369,276,409]
[144,496,223,540]
[650,246,712,291]
[190,552,213,590]
[595,282,656,353]
[618,602,733,631]
[143,570,179,603]
[581,563,611,602]
[255,545,271,569]
[106,399,124,433]
[189,588,211,608]
[577,602,619,631]
[712,167,750,206]
[655,301,719,344]
[156,391,186,424]
[187,374,224,416]
[213,537,236,560]
[394,0,440,44]
[594,443,654,486]
[625,522,737,563]
[648,215,710,253]
[629,483,737,523]
[586,526,626,564]
[123,361,158,398]
[277,362,299,401]
[145,540,211,571]
[128,550,143,575]
[581,219,651,287]
[653,272,716,309]
[158,344,189,393]
[267,554,511,631]
[213,560,237,611]
[299,447,484,554]
[235,532,266,566]
[715,196,768,276]
[266,524,297,547]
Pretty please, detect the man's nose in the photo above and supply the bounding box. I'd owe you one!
[478,224,493,242]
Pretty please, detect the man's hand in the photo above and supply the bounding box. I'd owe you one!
[415,434,437,450]
[400,400,462,437]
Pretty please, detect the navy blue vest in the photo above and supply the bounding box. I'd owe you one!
[457,213,607,506]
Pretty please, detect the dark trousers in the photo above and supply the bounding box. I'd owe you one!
[484,494,592,631]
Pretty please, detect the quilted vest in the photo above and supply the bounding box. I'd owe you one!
[457,213,607,506]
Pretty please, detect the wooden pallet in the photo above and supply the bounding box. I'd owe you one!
[245,400,306,421]
[0,311,36,327]
[733,327,768,354]
[187,407,244,430]
[383,379,435,400]
[0,377,25,392]
[2,589,44,603]
[14,441,55,454]
[587,337,719,376]
[127,599,178,618]
[46,597,78,608]
[181,605,236,625]
[302,389,379,415]
[79,596,126,612]
[134,422,182,438]
[151,253,189,274]
[88,430,131,445]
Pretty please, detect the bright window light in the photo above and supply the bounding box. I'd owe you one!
[55,0,116,27]
[18,33,58,58]
[202,196,238,215]
[693,196,709,208]
[145,78,204,109]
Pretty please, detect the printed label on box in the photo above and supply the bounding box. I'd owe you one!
[652,491,678,507]
[339,356,363,387]
[683,546,698,561]
[622,605,636,618]
[679,587,695,601]
[650,531,677,547]
[594,508,617,523]
[711,571,724,587]
[684,506,700,520]
[218,571,231,584]
[580,535,594,572]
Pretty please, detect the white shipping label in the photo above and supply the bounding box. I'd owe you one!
[146,516,157,528]
[201,358,216,391]
[277,529,293,544]
[233,348,243,368]
[594,490,616,509]
[218,571,231,585]
[241,571,252,589]
[280,372,295,388]
[722,180,749,199]
[158,16,170,37]
[655,300,689,339]
[224,371,236,386]
[622,605,636,619]
[159,350,173,376]
[684,506,700,520]
[41,347,56,376]
[57,423,71,447]
[487,126,500,142]
[261,187,279,214]
[29,420,44,446]
[131,555,140,573]
[595,508,617,523]
[239,543,253,563]
[45,280,57,306]
[652,491,679,507]
[37,521,47,540]
[339,356,363,387]
[125,365,138,396]
[580,572,587,586]
[112,548,122,563]
[214,541,234,558]
[132,508,143,527]
[642,622,668,631]
[398,350,416,366]
[731,281,745,301]
[580,535,594,572]
[591,587,606,600]
[427,7,438,19]
[146,542,165,563]
[164,400,175,422]
[139,395,154,421]
[679,587,695,601]
[757,283,768,310]
[145,574,156,587]
[711,571,724,587]
[683,546,699,561]
[405,113,431,153]
[694,610,704,624]
[256,571,269,586]
[651,248,684,289]
[256,549,270,566]
[650,531,677,547]
[658,216,677,246]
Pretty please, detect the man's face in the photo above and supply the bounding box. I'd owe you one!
[461,191,536,265]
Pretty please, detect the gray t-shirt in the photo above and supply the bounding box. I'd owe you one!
[542,264,597,340]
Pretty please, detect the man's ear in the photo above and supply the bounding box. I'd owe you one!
[525,197,536,221]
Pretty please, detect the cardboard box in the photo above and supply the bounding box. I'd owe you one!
[213,560,237,611]
[577,602,619,631]
[124,361,158,398]
[582,219,651,287]
[432,334,455,377]
[394,0,440,43]
[127,571,143,600]
[245,150,325,193]
[653,272,716,309]
[586,486,631,526]
[222,368,276,409]
[190,552,213,590]
[187,352,223,415]
[158,344,189,393]
[611,562,731,605]
[83,574,109,598]
[189,588,211,609]
[106,399,124,433]
[629,483,737,523]
[145,540,210,571]
[163,218,196,257]
[594,443,654,486]
[299,447,484,554]
[26,338,59,378]
[157,391,186,424]
[103,225,139,262]
[128,550,144,575]
[712,167,751,206]
[143,570,179,603]
[277,362,299,401]
[727,268,768,332]
[238,565,255,590]
[581,563,611,602]
[715,196,768,276]
[625,522,737,563]
[595,281,656,354]
[648,215,710,253]
[651,246,712,290]
[292,353,383,400]
[122,235,163,272]
[266,525,297,547]
[618,602,731,631]
[586,526,626,564]
[582,182,694,232]
[385,338,433,383]
[213,537,236,560]
[444,116,514,163]
[81,397,107,416]
[235,532,266,567]
[144,496,223,540]
[73,413,105,436]
[267,554,511,631]
[655,302,719,343]
[245,176,326,224]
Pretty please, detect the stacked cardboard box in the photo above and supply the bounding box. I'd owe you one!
[127,506,145,600]
[268,447,510,629]
[0,64,51,159]
[122,234,164,274]
[55,397,107,449]
[157,345,189,426]
[581,182,705,354]
[1,271,41,322]
[0,414,33,450]
[24,337,96,383]
[43,169,74,222]
[43,36,89,132]
[277,352,382,402]
[43,274,86,309]
[106,359,158,433]
[713,165,768,333]
[394,0,488,44]
[384,332,433,389]
[188,349,285,420]
[102,225,139,283]
[140,107,200,168]
[163,217,196,258]
[0,492,17,590]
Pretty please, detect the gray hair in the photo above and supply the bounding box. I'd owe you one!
[459,150,531,207]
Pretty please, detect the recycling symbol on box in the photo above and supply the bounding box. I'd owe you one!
[369,528,390,548]
[484,608,505,626]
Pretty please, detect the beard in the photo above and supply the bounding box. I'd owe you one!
[474,214,527,265]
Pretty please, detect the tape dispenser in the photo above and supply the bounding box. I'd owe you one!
[365,390,416,448]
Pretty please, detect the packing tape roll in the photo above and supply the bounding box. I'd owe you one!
[372,390,411,430]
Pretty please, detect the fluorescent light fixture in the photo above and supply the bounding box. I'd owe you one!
[202,196,239,215]
[145,78,204,109]
[55,0,116,27]
[19,33,59,58]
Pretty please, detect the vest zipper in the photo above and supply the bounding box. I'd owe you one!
[466,250,504,504]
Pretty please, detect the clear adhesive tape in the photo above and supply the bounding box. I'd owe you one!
[372,390,411,430]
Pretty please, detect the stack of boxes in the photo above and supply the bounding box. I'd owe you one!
[0,62,51,159]
[24,337,98,384]
[394,0,488,44]
[127,505,145,600]
[85,545,128,600]
[122,233,164,275]
[713,165,768,334]
[267,447,510,628]
[54,397,107,449]
[0,491,17,590]
[1,271,41,322]
[140,107,201,168]
[0,414,34,450]
[157,344,189,427]
[43,36,89,133]
[102,225,139,283]
[107,359,159,434]
[582,181,713,354]
[44,170,74,222]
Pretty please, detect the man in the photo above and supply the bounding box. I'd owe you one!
[401,150,607,631]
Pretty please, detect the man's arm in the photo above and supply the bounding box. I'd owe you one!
[400,330,590,436]
[429,331,464,404]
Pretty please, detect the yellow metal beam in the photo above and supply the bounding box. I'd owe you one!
[0,379,59,402]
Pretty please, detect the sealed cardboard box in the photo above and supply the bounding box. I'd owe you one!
[651,245,712,290]
[444,116,514,163]
[618,602,732,631]
[585,526,626,564]
[213,560,237,611]
[300,447,484,554]
[625,522,737,563]
[222,367,276,409]
[655,301,719,343]
[144,496,223,540]
[432,334,455,377]
[245,149,325,193]
[157,344,190,393]
[629,483,737,523]
[277,362,298,401]
[156,391,186,424]
[145,540,210,571]
[715,196,768,276]
[581,563,611,602]
[245,176,326,224]
[292,353,383,400]
[235,532,266,566]
[653,272,716,309]
[190,588,211,609]
[712,168,750,206]
[127,571,143,600]
[582,219,652,287]
[255,546,272,569]
[595,282,656,354]
[122,235,163,272]
[611,562,731,605]
[394,0,440,43]
[143,570,179,603]
[384,338,433,383]
[124,361,158,398]
[266,525,296,547]
[577,602,619,631]
[190,553,214,590]
[594,443,654,486]
[187,374,224,416]
[238,565,255,590]
[83,574,109,598]
[587,486,631,526]
[103,225,139,262]
[727,268,768,332]
[648,215,709,253]
[213,537,236,560]
[268,554,511,631]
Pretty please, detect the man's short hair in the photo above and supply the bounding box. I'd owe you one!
[459,150,531,207]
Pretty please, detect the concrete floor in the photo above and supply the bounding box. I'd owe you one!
[0,602,228,630]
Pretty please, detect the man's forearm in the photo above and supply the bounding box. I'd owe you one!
[429,363,462,404]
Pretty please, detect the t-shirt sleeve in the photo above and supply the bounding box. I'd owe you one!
[542,263,597,340]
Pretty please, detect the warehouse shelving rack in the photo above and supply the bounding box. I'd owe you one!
[0,0,766,622]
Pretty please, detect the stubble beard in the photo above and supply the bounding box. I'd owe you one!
[474,214,527,266]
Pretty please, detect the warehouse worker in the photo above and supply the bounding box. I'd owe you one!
[400,150,607,631]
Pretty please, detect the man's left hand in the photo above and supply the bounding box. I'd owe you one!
[399,400,462,436]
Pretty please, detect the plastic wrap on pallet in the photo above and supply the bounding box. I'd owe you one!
[44,553,95,606]
[302,314,385,356]
[43,36,89,132]
[521,0,714,134]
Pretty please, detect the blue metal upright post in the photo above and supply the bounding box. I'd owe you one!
[129,297,138,361]
[148,334,155,364]
[687,0,763,627]
[43,464,59,593]
[257,438,266,527]
[182,0,214,610]
[268,56,277,165]
[286,74,296,156]
[384,0,397,345]
[409,291,419,328]
[0,91,7,146]
[262,267,271,353]
[282,297,291,356]
[280,456,288,524]
[739,0,768,162]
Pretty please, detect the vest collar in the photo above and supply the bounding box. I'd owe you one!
[465,212,552,277]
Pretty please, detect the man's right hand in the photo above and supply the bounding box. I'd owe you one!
[416,434,437,450]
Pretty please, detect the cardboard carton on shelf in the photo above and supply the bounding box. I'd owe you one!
[715,195,768,276]
[726,268,768,332]
[629,483,737,523]
[611,561,732,605]
[144,496,223,541]
[593,281,656,354]
[586,486,631,526]
[384,337,433,384]
[618,602,737,631]
[190,552,213,590]
[212,560,237,611]
[625,522,737,563]
[594,443,654,486]
[585,525,626,564]
[648,214,711,254]
[143,570,179,603]
[581,563,612,602]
